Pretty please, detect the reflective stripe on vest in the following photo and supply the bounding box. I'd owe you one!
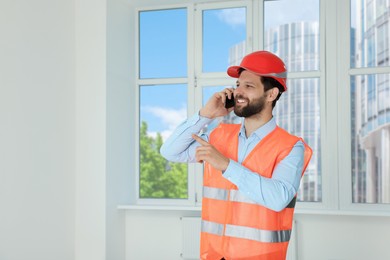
[202,220,291,243]
[203,186,296,208]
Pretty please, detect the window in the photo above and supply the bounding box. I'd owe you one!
[139,84,188,199]
[139,8,187,78]
[134,0,390,213]
[274,78,321,202]
[136,1,252,205]
[200,4,248,134]
[202,7,247,72]
[350,0,390,204]
[263,0,321,202]
[138,8,190,201]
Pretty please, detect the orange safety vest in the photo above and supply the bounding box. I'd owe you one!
[200,124,312,260]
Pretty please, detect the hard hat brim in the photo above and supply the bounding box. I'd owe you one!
[227,65,287,92]
[227,66,243,78]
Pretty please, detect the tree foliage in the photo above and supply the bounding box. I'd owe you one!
[139,121,188,198]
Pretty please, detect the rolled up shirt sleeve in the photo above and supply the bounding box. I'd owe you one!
[222,140,305,212]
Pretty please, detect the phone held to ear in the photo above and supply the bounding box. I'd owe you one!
[225,95,235,109]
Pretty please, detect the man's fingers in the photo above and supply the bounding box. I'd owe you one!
[194,147,205,163]
[192,134,209,146]
[224,88,234,99]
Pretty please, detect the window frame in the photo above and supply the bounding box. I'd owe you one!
[338,0,390,213]
[135,3,196,206]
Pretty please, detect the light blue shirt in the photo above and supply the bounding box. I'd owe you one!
[160,112,305,212]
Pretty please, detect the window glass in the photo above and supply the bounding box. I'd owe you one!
[351,74,390,203]
[139,84,188,199]
[202,8,246,73]
[139,9,187,79]
[264,0,320,72]
[274,78,322,202]
[351,0,390,68]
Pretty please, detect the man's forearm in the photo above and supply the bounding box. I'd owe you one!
[160,112,212,163]
[222,141,305,211]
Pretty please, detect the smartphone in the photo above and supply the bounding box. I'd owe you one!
[225,95,235,109]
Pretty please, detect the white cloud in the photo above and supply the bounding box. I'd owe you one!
[145,106,186,129]
[147,129,176,142]
[216,8,246,28]
[143,106,187,141]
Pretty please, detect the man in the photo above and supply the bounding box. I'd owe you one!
[160,51,312,260]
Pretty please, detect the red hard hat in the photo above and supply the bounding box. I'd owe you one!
[227,51,287,91]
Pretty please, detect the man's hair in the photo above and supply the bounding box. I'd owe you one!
[260,77,284,108]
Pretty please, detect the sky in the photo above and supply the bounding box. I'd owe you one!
[139,0,323,140]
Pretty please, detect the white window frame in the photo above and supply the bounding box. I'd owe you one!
[135,3,196,206]
[337,0,390,214]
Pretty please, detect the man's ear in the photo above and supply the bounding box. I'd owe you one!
[266,87,280,102]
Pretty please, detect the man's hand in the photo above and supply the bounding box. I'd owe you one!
[192,134,230,172]
[199,88,235,119]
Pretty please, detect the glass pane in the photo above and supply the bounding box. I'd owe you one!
[264,0,320,72]
[351,0,390,68]
[202,86,241,133]
[139,9,187,79]
[203,7,247,73]
[351,74,390,203]
[139,84,188,199]
[274,78,322,202]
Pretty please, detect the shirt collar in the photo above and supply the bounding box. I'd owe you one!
[239,117,277,140]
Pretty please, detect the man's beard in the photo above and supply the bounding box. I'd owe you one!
[234,94,266,118]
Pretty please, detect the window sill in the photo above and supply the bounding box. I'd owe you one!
[295,208,390,217]
[118,204,201,212]
[118,204,390,217]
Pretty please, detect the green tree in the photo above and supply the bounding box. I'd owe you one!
[139,121,188,198]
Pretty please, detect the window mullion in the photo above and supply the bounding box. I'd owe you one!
[338,0,354,211]
[321,0,340,210]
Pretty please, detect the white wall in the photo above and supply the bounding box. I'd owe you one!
[124,210,390,260]
[75,0,133,259]
[74,0,107,258]
[106,0,134,259]
[0,0,132,259]
[0,0,75,259]
[295,214,390,260]
[126,210,196,260]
